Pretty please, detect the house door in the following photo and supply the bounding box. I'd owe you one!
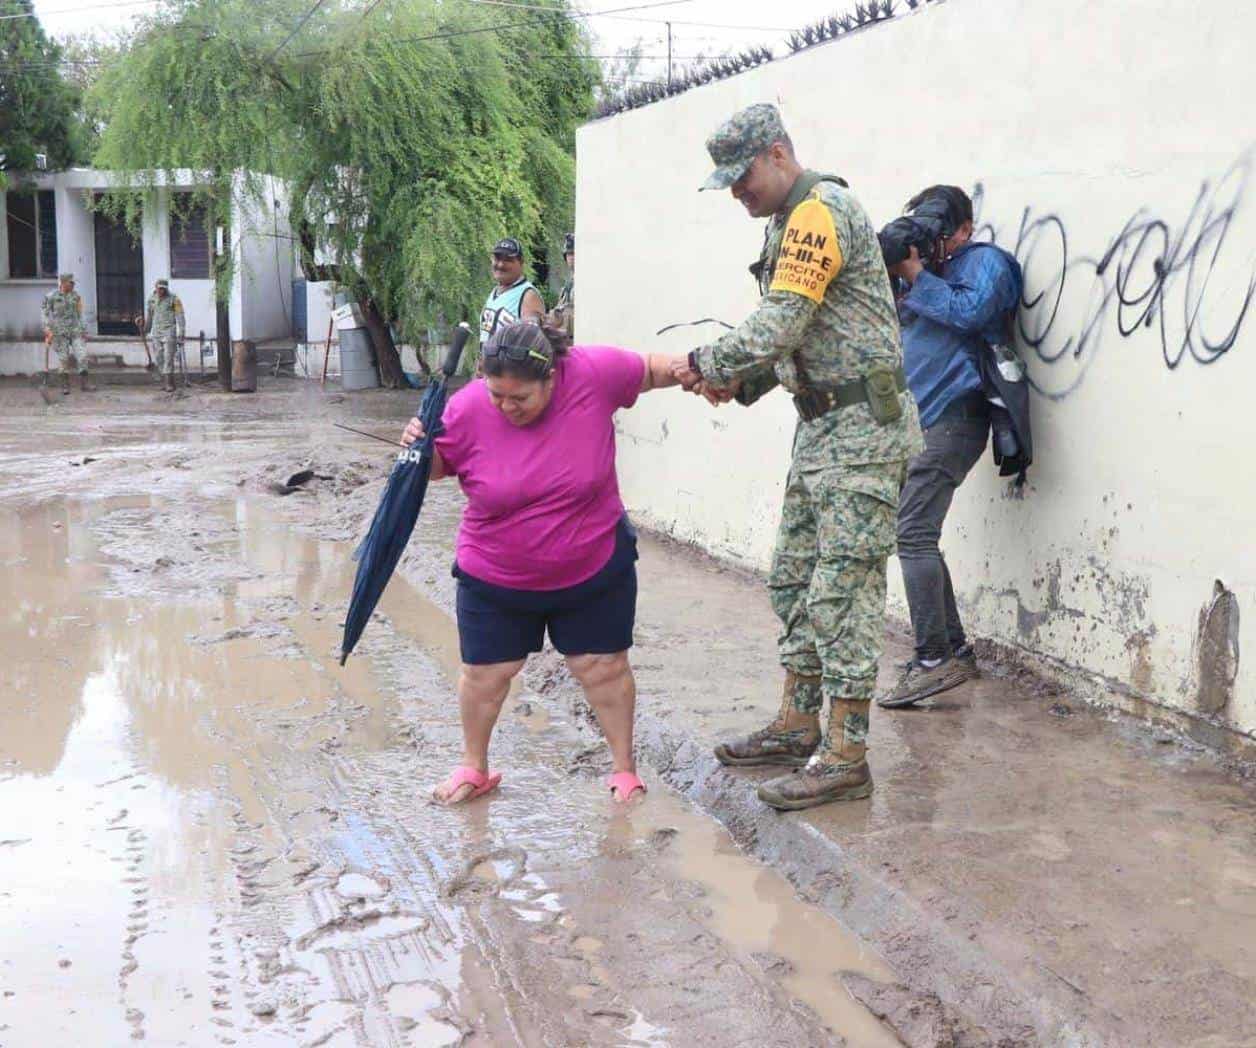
[93,208,144,335]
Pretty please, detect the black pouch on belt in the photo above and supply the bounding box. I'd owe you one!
[863,366,903,425]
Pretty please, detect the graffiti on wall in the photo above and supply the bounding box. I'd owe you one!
[974,149,1256,399]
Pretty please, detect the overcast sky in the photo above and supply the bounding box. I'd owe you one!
[33,0,854,78]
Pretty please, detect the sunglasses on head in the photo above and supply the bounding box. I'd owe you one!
[482,341,551,366]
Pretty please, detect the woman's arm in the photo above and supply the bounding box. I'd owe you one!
[639,353,689,393]
[401,417,449,480]
[642,353,737,404]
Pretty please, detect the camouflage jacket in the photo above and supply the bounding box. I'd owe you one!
[146,293,186,338]
[556,278,573,313]
[41,290,85,340]
[695,171,923,468]
[553,278,574,337]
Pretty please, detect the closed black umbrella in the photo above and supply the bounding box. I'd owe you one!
[339,323,471,665]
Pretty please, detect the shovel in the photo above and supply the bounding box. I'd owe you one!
[134,314,156,372]
[38,338,54,405]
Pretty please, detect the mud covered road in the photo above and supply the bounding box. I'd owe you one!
[0,383,903,1047]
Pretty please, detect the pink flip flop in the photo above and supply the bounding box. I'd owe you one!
[608,771,646,803]
[436,765,502,805]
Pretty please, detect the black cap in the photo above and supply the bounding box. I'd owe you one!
[563,233,575,255]
[492,237,523,259]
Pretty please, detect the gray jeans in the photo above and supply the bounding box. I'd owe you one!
[896,403,989,662]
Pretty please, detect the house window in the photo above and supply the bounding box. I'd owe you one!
[170,197,211,278]
[5,190,58,279]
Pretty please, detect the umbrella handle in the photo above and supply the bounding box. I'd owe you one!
[442,323,471,378]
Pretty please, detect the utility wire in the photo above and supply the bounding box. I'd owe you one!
[267,0,328,61]
[0,0,158,21]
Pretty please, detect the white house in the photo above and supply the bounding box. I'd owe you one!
[0,167,331,375]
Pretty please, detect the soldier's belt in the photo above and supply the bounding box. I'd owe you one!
[793,366,906,423]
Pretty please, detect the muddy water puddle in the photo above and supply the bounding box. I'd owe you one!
[1,486,898,1046]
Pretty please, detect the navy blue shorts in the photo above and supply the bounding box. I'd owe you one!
[454,517,639,665]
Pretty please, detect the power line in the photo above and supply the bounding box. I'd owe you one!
[0,0,787,71]
[267,0,328,61]
[0,0,158,20]
[467,0,790,30]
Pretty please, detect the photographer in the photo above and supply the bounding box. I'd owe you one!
[877,185,1024,709]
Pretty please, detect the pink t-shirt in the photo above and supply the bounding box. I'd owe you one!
[435,346,645,590]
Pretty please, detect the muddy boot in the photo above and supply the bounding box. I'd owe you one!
[757,698,873,810]
[713,671,821,767]
[78,371,95,392]
[60,372,71,395]
[877,655,976,709]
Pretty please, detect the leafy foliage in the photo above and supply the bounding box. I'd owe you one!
[90,0,597,348]
[0,0,87,175]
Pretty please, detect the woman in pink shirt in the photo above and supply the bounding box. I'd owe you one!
[401,322,689,805]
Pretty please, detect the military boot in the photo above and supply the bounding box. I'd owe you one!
[78,371,95,392]
[757,698,873,810]
[60,372,72,395]
[162,373,176,393]
[713,671,821,767]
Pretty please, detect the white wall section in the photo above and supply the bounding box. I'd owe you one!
[577,0,1256,743]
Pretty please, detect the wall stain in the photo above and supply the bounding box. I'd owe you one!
[1196,580,1241,716]
[1125,629,1156,696]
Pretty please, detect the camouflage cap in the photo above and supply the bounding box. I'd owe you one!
[58,272,75,282]
[700,103,789,191]
[155,278,170,288]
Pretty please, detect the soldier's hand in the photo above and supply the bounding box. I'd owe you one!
[44,329,53,345]
[670,359,703,391]
[401,417,425,446]
[695,381,736,407]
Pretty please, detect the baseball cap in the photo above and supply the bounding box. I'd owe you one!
[491,237,523,259]
[701,103,789,191]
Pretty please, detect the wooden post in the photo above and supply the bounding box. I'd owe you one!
[320,314,335,388]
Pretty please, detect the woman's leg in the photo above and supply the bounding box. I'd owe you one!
[565,651,637,783]
[436,658,525,804]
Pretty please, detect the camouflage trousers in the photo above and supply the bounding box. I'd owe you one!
[153,332,180,375]
[51,336,89,375]
[768,459,906,713]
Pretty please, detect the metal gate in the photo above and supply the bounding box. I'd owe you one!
[93,207,144,335]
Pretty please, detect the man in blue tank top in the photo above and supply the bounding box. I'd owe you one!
[480,237,545,346]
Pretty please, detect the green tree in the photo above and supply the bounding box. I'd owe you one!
[90,0,598,383]
[57,30,128,158]
[0,0,86,177]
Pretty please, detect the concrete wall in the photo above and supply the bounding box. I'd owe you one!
[231,175,295,343]
[577,0,1256,744]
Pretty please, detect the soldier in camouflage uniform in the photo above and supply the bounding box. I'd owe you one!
[145,278,186,392]
[550,233,575,338]
[42,273,93,394]
[674,103,923,810]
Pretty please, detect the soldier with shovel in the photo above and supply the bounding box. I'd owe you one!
[42,273,94,395]
[145,279,186,393]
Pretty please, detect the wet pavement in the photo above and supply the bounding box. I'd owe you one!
[3,380,1256,1047]
[0,383,899,1046]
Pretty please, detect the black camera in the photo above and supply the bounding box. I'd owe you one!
[878,186,970,270]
